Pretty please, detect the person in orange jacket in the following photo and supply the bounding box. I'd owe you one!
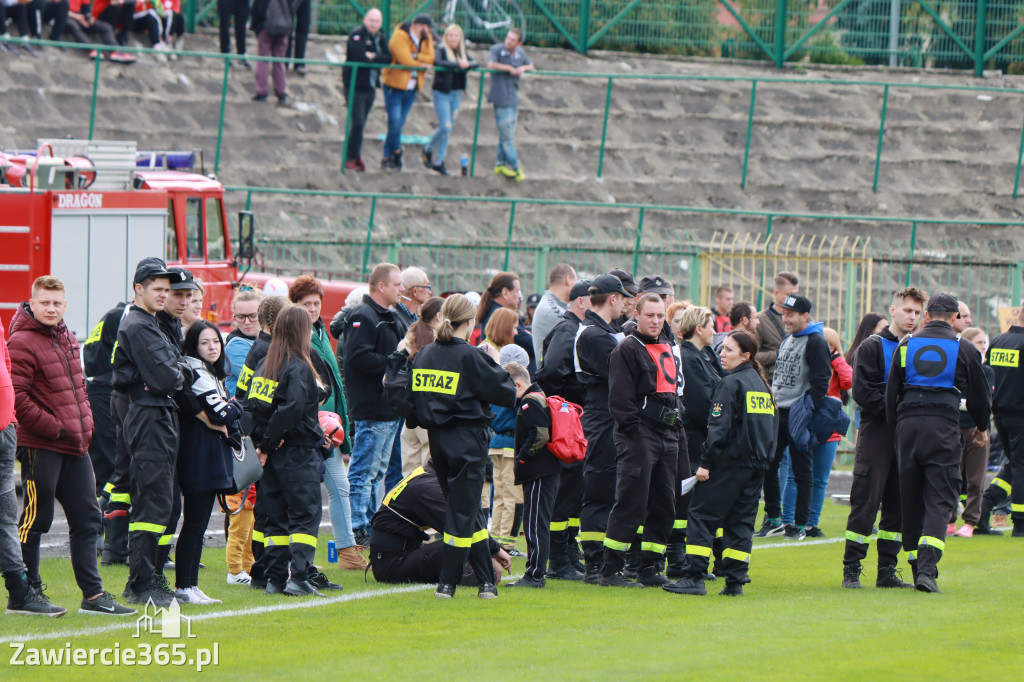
[380,13,434,171]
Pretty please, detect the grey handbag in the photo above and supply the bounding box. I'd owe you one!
[228,435,263,494]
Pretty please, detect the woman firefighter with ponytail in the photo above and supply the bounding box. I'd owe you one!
[408,294,517,599]
[664,330,779,597]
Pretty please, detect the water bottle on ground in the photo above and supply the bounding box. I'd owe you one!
[461,152,469,176]
[328,540,337,563]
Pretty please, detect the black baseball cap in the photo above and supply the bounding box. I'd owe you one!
[526,293,541,308]
[638,275,673,296]
[412,13,433,27]
[608,269,638,297]
[926,293,960,315]
[168,267,200,291]
[133,257,171,285]
[590,274,629,296]
[569,279,591,301]
[779,293,812,314]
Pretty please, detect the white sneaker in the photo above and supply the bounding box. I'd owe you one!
[227,571,251,585]
[184,587,215,605]
[190,587,221,605]
[173,588,195,603]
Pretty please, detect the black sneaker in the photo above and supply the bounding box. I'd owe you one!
[784,524,806,541]
[662,576,706,595]
[876,565,913,589]
[719,583,744,596]
[507,547,526,558]
[283,579,324,597]
[915,574,941,593]
[805,526,826,538]
[1013,525,1024,538]
[582,563,602,585]
[5,580,66,617]
[431,163,450,176]
[264,581,286,595]
[252,93,268,102]
[755,517,785,538]
[422,149,433,169]
[637,567,669,587]
[506,576,544,588]
[477,582,498,599]
[599,572,642,588]
[307,570,343,592]
[153,573,176,598]
[80,591,136,616]
[545,564,584,581]
[126,582,178,607]
[434,583,455,599]
[249,577,268,591]
[842,563,863,589]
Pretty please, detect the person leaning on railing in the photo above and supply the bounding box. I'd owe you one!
[342,7,391,173]
[421,22,476,177]
[380,13,434,171]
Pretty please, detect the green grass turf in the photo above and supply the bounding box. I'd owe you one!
[2,502,1022,680]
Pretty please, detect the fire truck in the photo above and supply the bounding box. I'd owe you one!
[0,140,359,341]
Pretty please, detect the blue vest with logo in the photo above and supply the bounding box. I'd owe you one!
[903,337,959,390]
[878,336,899,382]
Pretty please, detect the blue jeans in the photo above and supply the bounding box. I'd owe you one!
[780,440,839,528]
[425,89,463,165]
[383,86,418,158]
[0,423,27,576]
[494,105,519,170]
[347,419,401,531]
[383,418,405,494]
[322,452,354,548]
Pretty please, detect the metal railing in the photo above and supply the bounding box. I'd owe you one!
[9,35,1024,198]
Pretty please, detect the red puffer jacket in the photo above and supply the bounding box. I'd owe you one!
[7,303,94,456]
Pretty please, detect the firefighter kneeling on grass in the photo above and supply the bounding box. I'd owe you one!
[406,294,517,600]
[664,331,779,597]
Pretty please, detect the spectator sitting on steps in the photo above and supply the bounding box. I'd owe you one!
[64,0,136,62]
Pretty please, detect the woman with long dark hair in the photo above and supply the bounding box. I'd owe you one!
[176,321,242,605]
[248,306,332,597]
[664,331,779,597]
[846,312,887,365]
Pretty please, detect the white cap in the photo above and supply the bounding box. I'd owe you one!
[464,291,482,307]
[262,278,289,296]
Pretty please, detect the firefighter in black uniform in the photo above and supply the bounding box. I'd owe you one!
[535,279,590,580]
[407,294,517,599]
[885,294,991,593]
[113,258,189,606]
[842,288,925,589]
[84,300,133,566]
[247,306,331,597]
[976,306,1024,537]
[369,463,511,584]
[600,294,680,587]
[664,331,779,597]
[573,274,629,584]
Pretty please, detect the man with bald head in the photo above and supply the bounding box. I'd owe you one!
[343,8,392,172]
[395,266,432,330]
[953,300,972,334]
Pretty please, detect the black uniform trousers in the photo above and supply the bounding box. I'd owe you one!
[86,383,116,498]
[285,0,311,66]
[126,404,179,590]
[983,416,1024,528]
[897,411,961,579]
[670,427,698,545]
[156,478,182,575]
[370,542,445,584]
[261,445,322,586]
[579,408,617,566]
[16,448,103,598]
[682,467,765,585]
[248,479,268,583]
[522,473,559,581]
[217,0,248,55]
[548,462,582,564]
[843,416,903,569]
[102,391,131,563]
[602,424,678,574]
[344,89,376,162]
[764,408,812,526]
[427,425,494,588]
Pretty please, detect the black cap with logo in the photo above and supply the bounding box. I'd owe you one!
[168,267,200,291]
[779,293,812,314]
[590,274,630,297]
[569,279,592,301]
[926,293,960,315]
[608,269,638,297]
[638,275,673,296]
[133,257,171,285]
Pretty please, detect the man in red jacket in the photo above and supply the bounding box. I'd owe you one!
[10,276,134,616]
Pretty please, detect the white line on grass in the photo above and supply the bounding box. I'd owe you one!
[753,537,845,550]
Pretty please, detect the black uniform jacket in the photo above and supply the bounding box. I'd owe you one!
[370,463,501,554]
[702,363,779,470]
[408,336,516,429]
[608,329,682,437]
[513,383,560,484]
[235,331,272,400]
[885,320,991,430]
[112,306,184,408]
[851,327,900,422]
[678,339,723,434]
[343,23,392,91]
[988,325,1024,418]
[536,311,586,405]
[574,310,624,410]
[342,295,403,422]
[247,356,325,454]
[83,302,127,385]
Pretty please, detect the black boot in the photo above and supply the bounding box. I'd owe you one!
[101,509,129,565]
[582,561,602,585]
[623,540,641,580]
[876,564,913,588]
[4,572,66,617]
[662,575,706,595]
[637,565,669,587]
[665,543,686,580]
[842,562,863,589]
[1013,524,1024,538]
[566,531,585,573]
[719,582,744,596]
[546,543,583,580]
[975,497,996,534]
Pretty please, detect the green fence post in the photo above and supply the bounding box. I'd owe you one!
[596,77,613,178]
[872,84,889,193]
[382,0,390,31]
[504,202,517,271]
[341,65,358,174]
[361,196,377,276]
[905,220,918,286]
[470,73,485,177]
[741,80,757,189]
[1014,262,1023,307]
[757,214,774,310]
[245,190,252,211]
[845,257,857,342]
[88,50,101,139]
[631,207,645,274]
[773,0,788,68]
[1014,112,1024,200]
[214,57,231,175]
[974,0,988,78]
[579,0,591,55]
[185,0,196,33]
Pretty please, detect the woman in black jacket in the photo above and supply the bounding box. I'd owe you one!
[249,306,333,597]
[421,23,476,175]
[664,331,779,597]
[408,294,517,599]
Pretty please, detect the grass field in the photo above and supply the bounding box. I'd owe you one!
[2,502,1022,680]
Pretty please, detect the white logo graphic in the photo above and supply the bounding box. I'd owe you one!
[134,599,195,639]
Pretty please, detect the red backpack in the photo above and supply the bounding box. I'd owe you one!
[529,394,587,464]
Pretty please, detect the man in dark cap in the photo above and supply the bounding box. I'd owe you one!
[638,275,675,306]
[885,293,991,592]
[608,269,638,329]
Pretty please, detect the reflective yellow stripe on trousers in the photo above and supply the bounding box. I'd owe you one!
[443,529,489,547]
[918,536,945,551]
[721,548,750,563]
[128,522,166,534]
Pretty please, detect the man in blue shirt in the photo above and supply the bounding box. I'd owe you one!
[486,28,535,182]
